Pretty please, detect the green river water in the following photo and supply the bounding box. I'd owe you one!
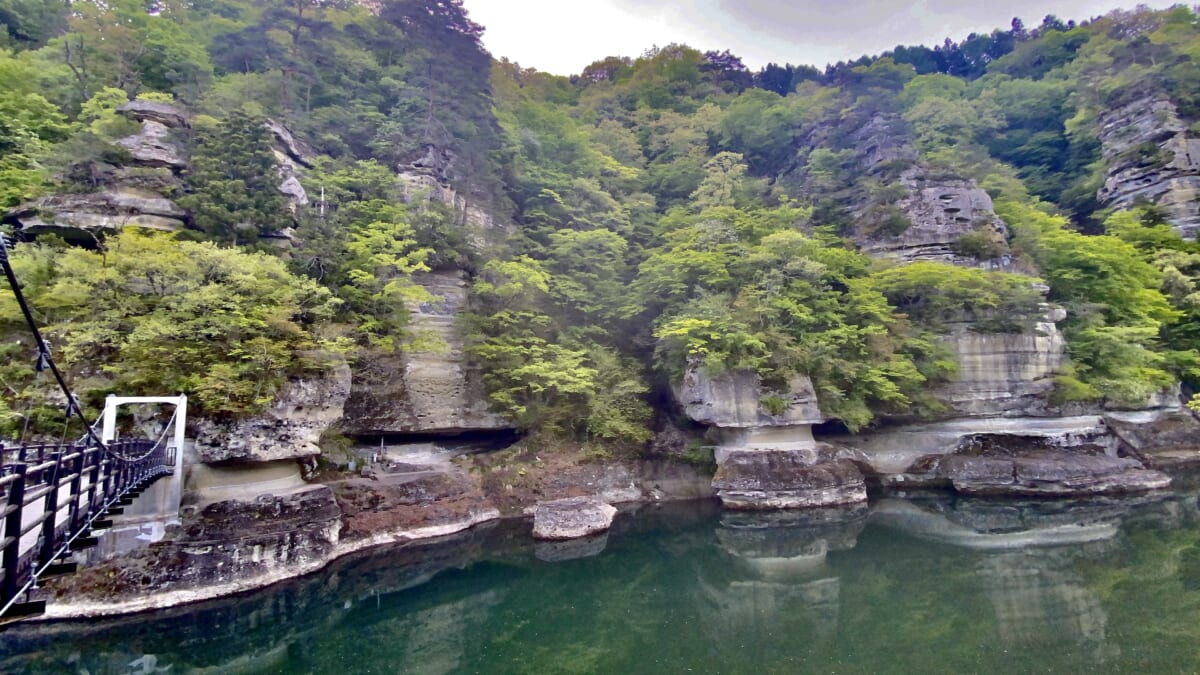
[5,488,1200,674]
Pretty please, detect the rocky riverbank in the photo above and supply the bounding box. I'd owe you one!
[39,405,1200,619]
[38,447,714,618]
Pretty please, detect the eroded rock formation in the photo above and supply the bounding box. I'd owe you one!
[859,169,1012,265]
[676,366,823,429]
[51,485,342,606]
[1097,97,1200,239]
[4,189,187,236]
[342,270,510,436]
[846,415,1173,497]
[712,448,867,509]
[194,361,353,463]
[933,306,1067,417]
[1105,408,1200,468]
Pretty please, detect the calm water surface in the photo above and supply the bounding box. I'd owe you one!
[5,488,1200,674]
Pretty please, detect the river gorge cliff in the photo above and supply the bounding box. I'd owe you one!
[4,5,1200,622]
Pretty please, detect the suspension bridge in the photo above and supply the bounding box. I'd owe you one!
[0,233,184,623]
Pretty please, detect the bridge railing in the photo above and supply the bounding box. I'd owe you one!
[0,439,174,615]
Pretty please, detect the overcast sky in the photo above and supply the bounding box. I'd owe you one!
[462,0,1183,75]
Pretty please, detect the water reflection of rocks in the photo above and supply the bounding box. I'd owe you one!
[6,492,1200,672]
[701,505,867,646]
[0,520,527,674]
[873,492,1197,665]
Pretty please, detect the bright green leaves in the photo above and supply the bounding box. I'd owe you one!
[1001,200,1179,405]
[294,158,437,350]
[340,212,433,350]
[653,303,770,375]
[639,204,947,429]
[467,257,651,444]
[0,231,343,421]
[689,152,748,209]
[0,80,69,207]
[1104,207,1200,404]
[868,261,1044,329]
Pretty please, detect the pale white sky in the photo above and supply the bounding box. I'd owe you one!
[462,0,1184,75]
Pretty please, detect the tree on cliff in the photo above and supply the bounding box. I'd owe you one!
[178,107,292,243]
[370,0,504,203]
[0,231,344,432]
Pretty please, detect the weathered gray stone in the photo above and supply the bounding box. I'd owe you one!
[342,270,510,436]
[531,496,618,540]
[1106,409,1200,469]
[49,485,341,602]
[396,171,507,250]
[712,450,867,510]
[116,120,187,169]
[676,366,823,428]
[266,118,314,167]
[331,466,499,542]
[933,306,1067,417]
[116,100,189,129]
[938,452,1170,496]
[1096,97,1200,239]
[194,361,352,463]
[848,415,1133,489]
[278,173,308,209]
[850,113,918,173]
[6,189,185,235]
[859,168,1012,265]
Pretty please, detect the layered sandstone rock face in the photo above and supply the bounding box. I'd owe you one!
[5,189,187,234]
[115,103,189,170]
[937,453,1170,496]
[1105,409,1200,469]
[712,449,867,510]
[331,461,499,543]
[3,101,313,239]
[194,361,353,463]
[674,366,862,509]
[54,485,343,604]
[933,306,1068,417]
[5,101,191,238]
[847,416,1173,497]
[341,270,510,436]
[1097,97,1200,239]
[849,113,918,173]
[859,169,1012,265]
[677,367,823,428]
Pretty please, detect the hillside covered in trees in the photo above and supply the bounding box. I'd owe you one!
[2,0,1199,449]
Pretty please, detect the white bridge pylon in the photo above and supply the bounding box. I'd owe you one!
[101,394,187,522]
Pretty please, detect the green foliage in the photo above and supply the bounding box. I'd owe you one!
[640,204,951,429]
[869,261,1043,328]
[1001,199,1178,405]
[0,231,344,424]
[0,89,67,206]
[951,229,1007,260]
[464,252,652,445]
[1105,208,1200,397]
[9,0,1200,443]
[292,158,439,349]
[178,107,291,242]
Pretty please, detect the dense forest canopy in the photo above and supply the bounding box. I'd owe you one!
[1,0,1199,445]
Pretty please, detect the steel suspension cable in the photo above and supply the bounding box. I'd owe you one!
[0,234,109,452]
